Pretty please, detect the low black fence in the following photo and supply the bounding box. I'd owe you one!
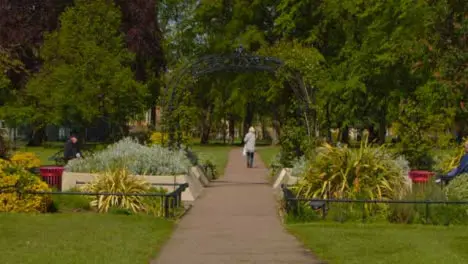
[281,184,468,224]
[0,183,188,218]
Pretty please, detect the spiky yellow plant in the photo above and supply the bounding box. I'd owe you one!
[85,169,150,213]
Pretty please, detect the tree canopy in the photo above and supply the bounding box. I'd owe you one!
[0,0,466,160]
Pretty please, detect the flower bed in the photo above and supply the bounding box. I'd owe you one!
[66,138,192,175]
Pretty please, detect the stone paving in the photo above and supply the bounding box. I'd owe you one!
[152,149,321,264]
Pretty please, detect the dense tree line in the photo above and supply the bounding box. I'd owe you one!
[0,0,164,145]
[161,0,467,148]
[0,0,466,153]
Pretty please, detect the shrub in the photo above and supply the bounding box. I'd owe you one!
[388,181,468,225]
[291,156,307,178]
[296,138,411,201]
[150,131,167,146]
[10,152,41,169]
[268,152,283,178]
[0,161,52,213]
[66,137,191,175]
[393,99,448,170]
[84,168,150,213]
[194,151,218,179]
[433,146,465,173]
[445,173,468,200]
[278,122,310,167]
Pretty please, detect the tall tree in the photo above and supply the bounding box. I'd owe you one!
[115,0,166,126]
[1,0,149,145]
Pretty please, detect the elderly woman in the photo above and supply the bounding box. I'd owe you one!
[244,127,257,168]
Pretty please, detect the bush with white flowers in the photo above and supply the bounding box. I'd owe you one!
[66,138,191,175]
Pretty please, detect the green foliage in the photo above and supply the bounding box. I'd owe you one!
[278,121,310,167]
[388,182,468,225]
[2,0,149,131]
[445,174,468,201]
[291,156,307,177]
[433,146,465,173]
[394,99,448,170]
[296,138,411,202]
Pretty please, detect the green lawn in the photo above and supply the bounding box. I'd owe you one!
[191,145,233,176]
[0,213,174,264]
[288,222,468,264]
[16,146,61,166]
[256,145,281,167]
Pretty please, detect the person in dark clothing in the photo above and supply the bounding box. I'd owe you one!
[436,141,468,184]
[64,135,82,163]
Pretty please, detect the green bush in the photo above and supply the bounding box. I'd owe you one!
[388,182,468,225]
[394,99,449,170]
[291,156,307,177]
[268,152,283,179]
[278,122,311,167]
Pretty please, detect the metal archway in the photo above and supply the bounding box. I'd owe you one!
[163,47,313,148]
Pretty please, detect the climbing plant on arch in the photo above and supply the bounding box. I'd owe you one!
[161,45,323,148]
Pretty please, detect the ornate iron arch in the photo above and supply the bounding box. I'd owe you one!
[163,47,312,148]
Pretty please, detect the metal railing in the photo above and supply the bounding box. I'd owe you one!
[0,183,188,218]
[281,184,468,224]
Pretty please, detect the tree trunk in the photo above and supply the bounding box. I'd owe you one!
[326,101,332,143]
[243,103,254,137]
[261,119,268,141]
[228,115,235,144]
[27,126,46,146]
[378,117,387,145]
[367,125,378,143]
[222,118,227,144]
[150,105,157,129]
[200,105,213,144]
[341,125,349,144]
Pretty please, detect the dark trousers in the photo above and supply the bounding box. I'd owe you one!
[246,152,254,168]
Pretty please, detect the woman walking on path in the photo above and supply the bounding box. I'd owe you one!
[244,127,256,168]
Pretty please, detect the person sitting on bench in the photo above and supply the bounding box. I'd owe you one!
[436,141,468,184]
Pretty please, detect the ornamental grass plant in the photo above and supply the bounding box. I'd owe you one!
[296,137,411,201]
[84,168,150,213]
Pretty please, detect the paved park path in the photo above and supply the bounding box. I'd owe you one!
[152,149,321,264]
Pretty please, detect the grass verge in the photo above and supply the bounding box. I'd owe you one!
[256,145,281,167]
[288,222,468,264]
[0,213,174,264]
[191,145,233,176]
